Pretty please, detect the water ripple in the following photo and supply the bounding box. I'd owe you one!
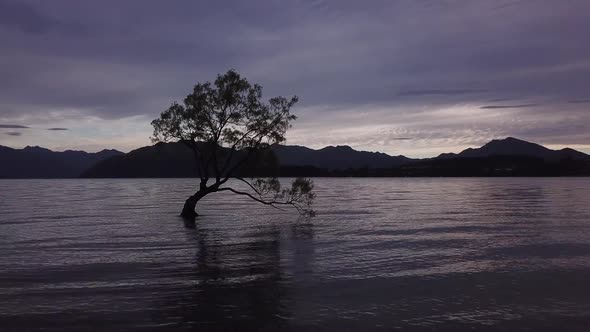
[1,178,590,331]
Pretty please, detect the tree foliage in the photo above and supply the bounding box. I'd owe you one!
[151,70,315,217]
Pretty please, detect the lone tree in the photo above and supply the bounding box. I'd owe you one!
[151,70,315,219]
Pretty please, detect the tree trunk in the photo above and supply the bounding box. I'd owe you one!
[181,190,207,219]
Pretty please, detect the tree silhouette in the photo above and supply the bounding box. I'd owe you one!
[151,70,315,219]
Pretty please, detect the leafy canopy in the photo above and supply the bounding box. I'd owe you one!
[152,69,297,150]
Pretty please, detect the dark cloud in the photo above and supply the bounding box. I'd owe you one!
[47,128,68,131]
[0,0,59,33]
[568,100,590,104]
[480,104,539,109]
[5,131,21,136]
[397,89,488,97]
[487,98,515,102]
[0,124,29,128]
[0,0,589,154]
[0,0,86,35]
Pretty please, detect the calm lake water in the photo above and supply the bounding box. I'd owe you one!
[1,178,590,331]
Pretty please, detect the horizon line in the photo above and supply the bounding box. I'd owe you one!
[2,136,589,159]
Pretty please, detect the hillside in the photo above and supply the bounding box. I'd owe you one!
[2,138,589,178]
[0,145,123,178]
[451,137,590,161]
[272,144,411,169]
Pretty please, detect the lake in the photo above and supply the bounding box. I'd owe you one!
[1,178,590,331]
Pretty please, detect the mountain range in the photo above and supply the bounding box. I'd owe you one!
[1,137,589,178]
[438,137,590,161]
[0,145,123,178]
[272,144,412,169]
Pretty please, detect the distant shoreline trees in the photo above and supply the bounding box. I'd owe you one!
[151,70,315,219]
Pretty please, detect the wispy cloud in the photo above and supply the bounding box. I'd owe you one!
[47,127,68,131]
[0,124,29,128]
[5,132,22,136]
[480,104,538,109]
[397,89,487,97]
[568,100,590,104]
[0,0,85,34]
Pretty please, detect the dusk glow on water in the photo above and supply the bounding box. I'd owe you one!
[2,178,590,331]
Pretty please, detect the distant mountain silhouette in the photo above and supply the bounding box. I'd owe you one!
[407,138,590,176]
[2,137,589,178]
[443,137,590,161]
[83,142,203,178]
[0,145,123,178]
[82,142,410,178]
[272,144,412,169]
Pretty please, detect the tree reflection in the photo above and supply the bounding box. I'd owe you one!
[154,219,313,331]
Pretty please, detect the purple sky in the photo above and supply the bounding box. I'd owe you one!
[0,0,589,157]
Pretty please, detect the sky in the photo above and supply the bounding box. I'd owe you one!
[0,0,589,158]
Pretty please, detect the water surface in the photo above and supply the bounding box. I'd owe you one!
[1,178,590,331]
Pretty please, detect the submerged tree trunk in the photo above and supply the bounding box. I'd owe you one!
[181,190,208,219]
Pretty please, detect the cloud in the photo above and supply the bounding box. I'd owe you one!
[0,0,58,34]
[0,124,29,128]
[568,100,590,104]
[480,104,539,109]
[47,127,68,131]
[487,98,514,102]
[0,0,85,35]
[3,0,590,120]
[397,89,487,97]
[0,0,589,156]
[5,131,21,136]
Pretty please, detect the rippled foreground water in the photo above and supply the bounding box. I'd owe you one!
[1,178,590,331]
